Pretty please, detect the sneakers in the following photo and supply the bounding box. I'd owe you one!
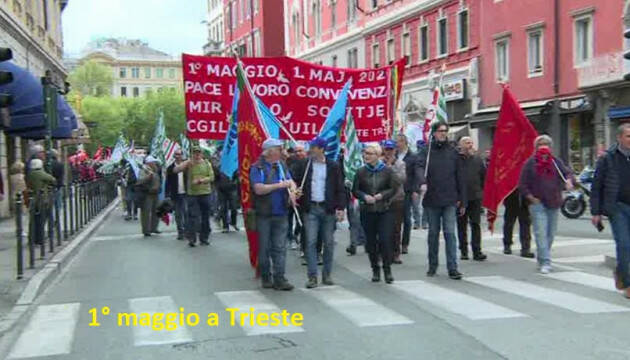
[321,274,334,286]
[539,265,552,274]
[473,253,487,261]
[273,279,294,291]
[346,245,356,256]
[448,270,463,280]
[392,256,403,264]
[426,268,436,277]
[503,246,512,255]
[306,276,318,289]
[262,278,274,289]
[371,268,381,282]
[290,241,299,250]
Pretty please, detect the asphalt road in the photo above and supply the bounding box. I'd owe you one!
[1,207,628,360]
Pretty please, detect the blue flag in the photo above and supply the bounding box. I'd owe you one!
[319,80,351,161]
[220,86,240,178]
[255,97,281,139]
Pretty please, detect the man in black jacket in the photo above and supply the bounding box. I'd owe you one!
[418,122,466,280]
[396,134,422,254]
[591,123,630,298]
[166,150,188,240]
[292,137,346,288]
[456,137,487,261]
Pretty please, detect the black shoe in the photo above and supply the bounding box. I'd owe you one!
[306,276,318,288]
[401,246,408,254]
[233,225,240,231]
[143,233,152,237]
[426,268,436,277]
[520,251,535,258]
[372,268,381,282]
[413,224,420,230]
[384,268,394,284]
[449,270,463,280]
[262,278,274,289]
[461,253,469,260]
[200,240,210,246]
[222,228,229,233]
[422,224,428,230]
[273,279,294,291]
[346,245,356,256]
[133,216,138,220]
[473,253,487,261]
[188,242,196,247]
[124,216,132,221]
[503,247,512,255]
[177,234,184,240]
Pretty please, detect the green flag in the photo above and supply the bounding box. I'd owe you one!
[343,113,363,184]
[179,133,191,160]
[150,111,166,163]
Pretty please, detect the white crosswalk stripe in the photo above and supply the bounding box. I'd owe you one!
[393,280,527,320]
[544,271,619,293]
[8,303,80,359]
[128,296,193,346]
[466,276,629,314]
[301,285,414,327]
[215,290,304,336]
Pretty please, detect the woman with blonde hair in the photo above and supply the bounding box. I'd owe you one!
[9,161,27,213]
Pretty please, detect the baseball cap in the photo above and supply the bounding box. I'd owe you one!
[262,138,284,150]
[309,136,327,149]
[382,139,397,150]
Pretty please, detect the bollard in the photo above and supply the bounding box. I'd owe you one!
[78,183,84,228]
[63,185,68,240]
[55,188,61,246]
[69,184,75,235]
[47,191,54,254]
[27,191,35,269]
[38,191,45,260]
[16,193,24,279]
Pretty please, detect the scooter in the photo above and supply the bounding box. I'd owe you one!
[561,167,593,219]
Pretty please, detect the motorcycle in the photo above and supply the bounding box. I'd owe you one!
[560,166,593,219]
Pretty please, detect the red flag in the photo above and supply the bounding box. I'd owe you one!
[236,60,267,276]
[482,86,538,231]
[93,146,103,161]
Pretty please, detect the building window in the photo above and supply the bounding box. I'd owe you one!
[313,1,322,38]
[347,47,358,68]
[387,37,395,65]
[419,24,429,62]
[293,13,301,48]
[42,0,48,30]
[372,0,378,10]
[437,17,448,57]
[144,67,151,79]
[231,2,236,30]
[331,1,337,30]
[372,42,380,68]
[168,68,176,79]
[254,30,261,56]
[402,32,411,65]
[347,0,357,24]
[119,67,127,78]
[253,0,258,14]
[528,29,543,75]
[246,36,253,56]
[332,55,338,67]
[495,38,509,82]
[133,87,139,97]
[574,15,593,66]
[239,0,244,23]
[156,68,164,78]
[131,67,140,79]
[120,86,127,97]
[246,0,250,19]
[458,9,469,50]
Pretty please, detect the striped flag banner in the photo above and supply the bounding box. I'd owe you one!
[422,85,448,142]
[343,112,363,184]
[179,133,191,160]
[151,111,166,162]
[162,138,180,167]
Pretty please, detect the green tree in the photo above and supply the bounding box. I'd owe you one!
[68,60,114,97]
[80,96,125,152]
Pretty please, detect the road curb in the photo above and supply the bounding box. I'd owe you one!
[0,198,120,336]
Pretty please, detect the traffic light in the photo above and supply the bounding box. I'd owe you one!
[0,47,13,108]
[624,29,630,81]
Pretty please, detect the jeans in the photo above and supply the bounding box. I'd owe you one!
[610,202,630,288]
[347,199,365,247]
[187,194,211,244]
[257,215,289,283]
[174,193,188,236]
[361,210,393,269]
[457,199,482,256]
[402,193,413,248]
[305,205,336,277]
[529,203,559,267]
[412,193,422,227]
[426,206,458,272]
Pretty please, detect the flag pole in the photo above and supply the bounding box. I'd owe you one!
[423,64,447,179]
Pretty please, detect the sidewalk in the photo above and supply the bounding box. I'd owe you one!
[0,198,120,334]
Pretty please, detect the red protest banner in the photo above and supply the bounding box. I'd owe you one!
[182,54,405,142]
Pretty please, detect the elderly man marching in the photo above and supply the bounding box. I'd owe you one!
[293,137,346,288]
[174,146,215,247]
[591,123,630,298]
[136,156,162,237]
[250,138,300,291]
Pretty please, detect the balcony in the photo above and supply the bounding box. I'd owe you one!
[203,40,224,56]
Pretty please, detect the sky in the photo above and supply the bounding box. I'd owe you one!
[62,0,208,58]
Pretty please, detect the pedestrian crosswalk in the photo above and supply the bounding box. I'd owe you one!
[7,271,629,359]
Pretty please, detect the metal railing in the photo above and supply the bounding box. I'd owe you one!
[15,176,118,279]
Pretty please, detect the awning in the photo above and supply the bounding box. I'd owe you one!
[609,106,630,119]
[0,61,46,131]
[468,105,546,128]
[8,95,78,139]
[448,125,468,139]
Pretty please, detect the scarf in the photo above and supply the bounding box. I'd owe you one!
[534,146,555,178]
[365,160,386,173]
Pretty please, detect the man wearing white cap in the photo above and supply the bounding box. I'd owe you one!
[250,138,299,290]
[137,155,162,237]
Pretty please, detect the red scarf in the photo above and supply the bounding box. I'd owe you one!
[534,146,555,178]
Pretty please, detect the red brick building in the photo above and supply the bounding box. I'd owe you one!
[473,0,629,170]
[223,0,285,57]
